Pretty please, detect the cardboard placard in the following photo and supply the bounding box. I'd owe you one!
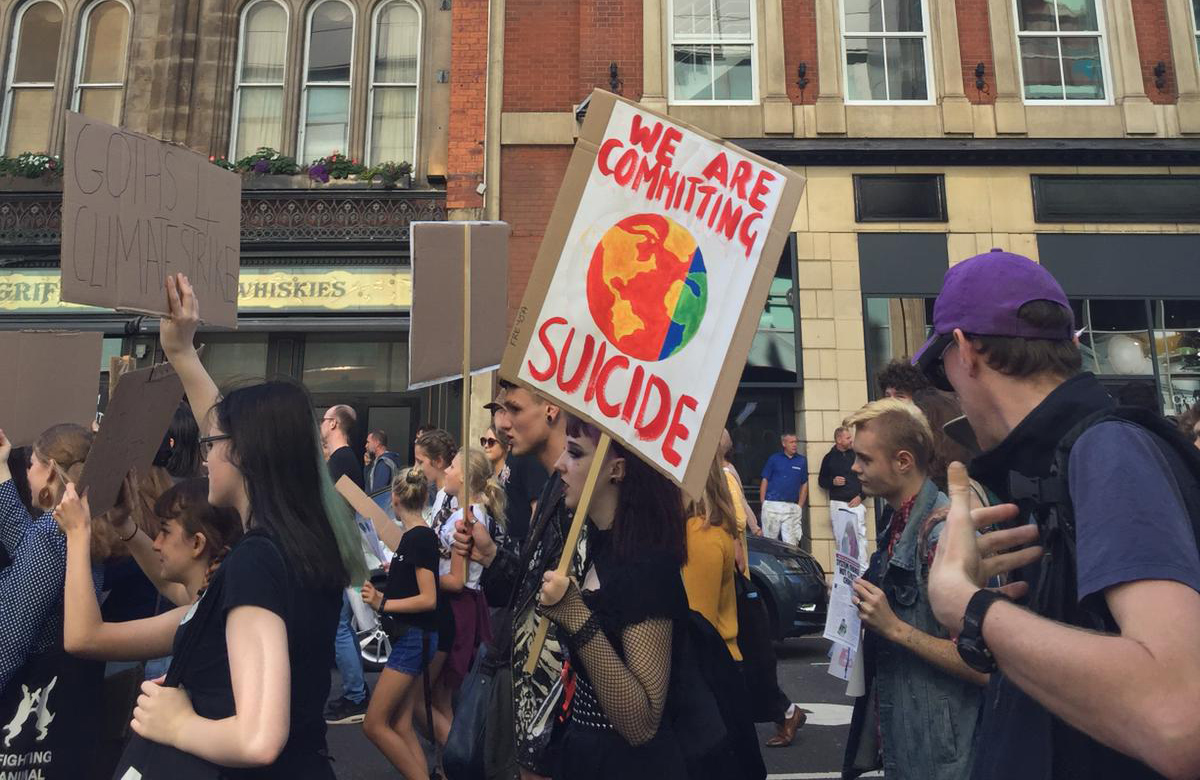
[78,362,184,518]
[61,111,241,328]
[0,331,102,447]
[408,221,510,389]
[335,474,393,530]
[500,90,806,496]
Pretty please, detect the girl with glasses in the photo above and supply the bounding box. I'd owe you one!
[479,427,509,480]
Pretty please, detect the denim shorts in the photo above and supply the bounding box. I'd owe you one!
[386,628,438,675]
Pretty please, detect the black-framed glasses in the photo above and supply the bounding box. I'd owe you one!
[928,338,956,392]
[480,437,499,448]
[199,434,232,462]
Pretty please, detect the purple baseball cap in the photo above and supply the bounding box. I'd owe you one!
[912,249,1073,387]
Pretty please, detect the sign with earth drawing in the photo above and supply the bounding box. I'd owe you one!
[501,90,805,495]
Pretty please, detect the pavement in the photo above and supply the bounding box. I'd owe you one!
[324,635,878,779]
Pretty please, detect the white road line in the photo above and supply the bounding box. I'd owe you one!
[767,773,883,779]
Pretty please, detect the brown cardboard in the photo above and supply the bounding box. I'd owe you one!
[335,474,392,529]
[61,112,241,328]
[0,331,102,447]
[408,221,511,390]
[499,90,805,497]
[78,361,184,518]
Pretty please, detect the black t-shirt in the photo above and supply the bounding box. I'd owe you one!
[170,531,342,777]
[327,446,365,491]
[503,454,548,544]
[385,526,440,632]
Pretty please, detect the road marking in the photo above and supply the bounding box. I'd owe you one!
[768,768,883,772]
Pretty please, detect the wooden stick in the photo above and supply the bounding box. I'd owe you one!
[522,432,611,674]
[461,223,472,525]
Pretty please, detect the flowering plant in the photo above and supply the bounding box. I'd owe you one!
[307,151,366,182]
[235,147,300,175]
[0,152,61,178]
[364,160,413,189]
[208,154,238,171]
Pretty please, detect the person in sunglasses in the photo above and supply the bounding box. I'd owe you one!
[479,427,509,481]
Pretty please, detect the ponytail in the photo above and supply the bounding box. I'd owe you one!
[461,448,506,530]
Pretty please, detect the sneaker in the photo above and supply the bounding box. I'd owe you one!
[324,694,369,725]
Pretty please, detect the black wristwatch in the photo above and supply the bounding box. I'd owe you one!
[956,590,1008,673]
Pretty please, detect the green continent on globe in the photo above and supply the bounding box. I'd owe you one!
[586,214,708,362]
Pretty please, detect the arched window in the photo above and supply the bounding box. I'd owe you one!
[231,0,289,159]
[367,0,419,166]
[72,0,130,124]
[1,0,64,154]
[299,0,354,162]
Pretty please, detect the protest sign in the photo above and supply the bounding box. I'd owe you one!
[0,331,101,447]
[500,90,805,496]
[61,111,241,328]
[78,362,184,518]
[335,475,394,567]
[408,221,510,389]
[823,551,864,652]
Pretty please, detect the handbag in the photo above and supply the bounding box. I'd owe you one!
[111,593,224,780]
[443,643,492,780]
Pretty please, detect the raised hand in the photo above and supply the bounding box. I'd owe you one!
[54,483,92,537]
[160,274,200,360]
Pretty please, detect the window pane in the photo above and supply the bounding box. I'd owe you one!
[201,336,269,385]
[1060,36,1104,99]
[79,86,123,124]
[673,45,713,100]
[1020,36,1064,99]
[886,38,927,99]
[843,0,884,33]
[845,37,887,100]
[81,1,129,83]
[242,1,287,83]
[1016,0,1056,31]
[302,339,408,393]
[375,1,419,83]
[13,1,62,83]
[674,0,712,37]
[1156,300,1200,377]
[234,85,284,158]
[714,0,751,37]
[712,44,753,99]
[5,88,53,154]
[302,85,350,160]
[1056,0,1099,31]
[885,0,924,32]
[1074,299,1153,375]
[370,86,416,163]
[308,0,353,82]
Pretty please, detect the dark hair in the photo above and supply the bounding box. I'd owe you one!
[968,301,1082,380]
[911,388,973,491]
[215,381,353,590]
[415,423,437,439]
[1116,381,1161,414]
[155,403,202,479]
[876,358,931,398]
[1178,403,1200,443]
[369,429,389,447]
[565,416,687,566]
[415,428,457,468]
[154,478,243,594]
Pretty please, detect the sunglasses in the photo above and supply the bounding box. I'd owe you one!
[479,436,500,448]
[199,434,232,462]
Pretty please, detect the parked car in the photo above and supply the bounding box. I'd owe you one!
[747,535,829,640]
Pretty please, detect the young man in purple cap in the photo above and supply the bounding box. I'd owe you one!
[915,249,1200,780]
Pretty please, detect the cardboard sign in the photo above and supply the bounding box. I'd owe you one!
[500,90,805,495]
[408,221,510,389]
[0,331,102,447]
[61,112,241,328]
[78,362,184,518]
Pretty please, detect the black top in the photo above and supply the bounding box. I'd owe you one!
[169,531,341,777]
[817,446,861,502]
[384,526,440,632]
[503,454,549,544]
[327,445,365,491]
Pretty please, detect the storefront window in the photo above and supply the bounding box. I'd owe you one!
[724,388,796,507]
[742,244,801,385]
[201,335,270,386]
[302,336,407,393]
[864,296,934,395]
[1155,300,1200,414]
[1072,299,1154,376]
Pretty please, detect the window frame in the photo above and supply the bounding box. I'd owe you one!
[838,0,936,105]
[229,0,291,160]
[1011,0,1112,105]
[1191,0,1200,64]
[365,0,421,168]
[0,0,65,154]
[70,0,132,125]
[297,0,356,163]
[666,0,760,106]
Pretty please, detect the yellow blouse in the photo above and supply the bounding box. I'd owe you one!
[681,516,742,661]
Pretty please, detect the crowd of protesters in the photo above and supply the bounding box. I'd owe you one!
[3,254,1200,780]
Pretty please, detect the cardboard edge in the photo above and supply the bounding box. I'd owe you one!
[336,474,393,529]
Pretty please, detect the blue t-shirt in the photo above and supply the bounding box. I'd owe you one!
[760,452,809,503]
[971,421,1200,780]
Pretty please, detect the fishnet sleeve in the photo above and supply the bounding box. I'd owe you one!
[540,582,673,746]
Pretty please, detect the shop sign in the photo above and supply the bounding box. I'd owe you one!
[0,267,412,315]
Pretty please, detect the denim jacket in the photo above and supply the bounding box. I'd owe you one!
[874,478,982,780]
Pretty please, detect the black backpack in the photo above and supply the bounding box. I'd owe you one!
[1007,406,1200,779]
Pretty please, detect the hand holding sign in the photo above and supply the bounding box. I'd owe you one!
[161,274,200,361]
[53,483,92,539]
